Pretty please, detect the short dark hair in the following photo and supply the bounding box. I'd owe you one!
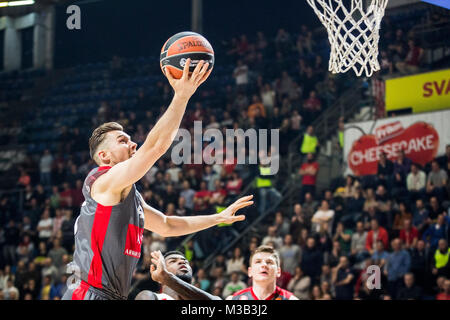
[89,122,123,163]
[163,250,185,259]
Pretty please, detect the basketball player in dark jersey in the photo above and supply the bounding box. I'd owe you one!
[62,59,254,300]
[227,245,298,300]
[135,250,220,300]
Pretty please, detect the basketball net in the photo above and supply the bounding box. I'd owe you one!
[307,0,389,77]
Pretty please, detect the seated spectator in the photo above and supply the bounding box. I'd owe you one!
[396,273,422,300]
[222,271,247,298]
[384,238,411,298]
[233,60,249,91]
[279,234,302,276]
[273,211,290,238]
[193,181,211,211]
[365,219,389,255]
[377,152,394,186]
[426,160,448,202]
[423,214,449,251]
[311,200,335,234]
[194,268,210,292]
[395,39,424,75]
[2,279,19,300]
[180,180,195,210]
[287,266,311,300]
[333,222,352,256]
[290,204,309,243]
[412,198,430,235]
[399,219,419,249]
[310,285,323,300]
[407,163,426,201]
[379,50,393,75]
[262,226,283,249]
[247,95,266,119]
[226,247,247,276]
[351,221,368,262]
[302,192,318,225]
[299,153,319,202]
[371,240,389,271]
[225,171,242,196]
[37,209,53,243]
[393,202,413,232]
[393,150,412,179]
[431,239,450,278]
[303,91,322,120]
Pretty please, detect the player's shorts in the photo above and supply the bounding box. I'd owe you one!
[62,280,127,300]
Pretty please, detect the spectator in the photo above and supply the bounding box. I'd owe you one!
[3,279,19,300]
[426,160,448,201]
[299,153,319,201]
[431,239,450,278]
[351,221,368,262]
[39,149,53,186]
[247,95,266,119]
[399,219,419,249]
[233,60,249,91]
[393,150,412,179]
[436,278,450,300]
[407,163,426,200]
[273,212,290,238]
[287,266,311,300]
[311,200,335,234]
[332,256,354,300]
[255,155,282,214]
[222,271,247,298]
[301,237,323,284]
[409,240,428,289]
[396,273,422,300]
[333,222,352,256]
[371,240,389,271]
[37,209,53,243]
[365,219,389,255]
[395,39,424,75]
[384,238,411,297]
[226,247,247,276]
[423,214,449,251]
[262,226,283,249]
[279,234,302,276]
[225,172,242,196]
[300,126,319,155]
[194,268,211,293]
[180,180,195,210]
[302,192,318,223]
[412,198,430,234]
[393,202,413,232]
[47,238,68,269]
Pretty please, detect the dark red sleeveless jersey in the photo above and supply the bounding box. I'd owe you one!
[232,286,294,300]
[63,166,145,300]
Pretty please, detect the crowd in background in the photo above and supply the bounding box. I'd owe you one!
[1,6,450,300]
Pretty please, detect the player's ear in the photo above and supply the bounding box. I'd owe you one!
[276,266,281,278]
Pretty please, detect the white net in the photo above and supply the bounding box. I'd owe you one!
[306,0,389,77]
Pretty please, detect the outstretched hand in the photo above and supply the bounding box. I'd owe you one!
[164,58,212,100]
[216,195,254,225]
[150,250,170,284]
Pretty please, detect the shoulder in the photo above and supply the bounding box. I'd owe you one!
[277,287,295,300]
[232,287,252,297]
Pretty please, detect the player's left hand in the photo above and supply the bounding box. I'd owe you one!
[150,250,170,284]
[216,195,254,225]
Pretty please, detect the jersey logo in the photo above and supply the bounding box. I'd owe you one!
[124,224,144,259]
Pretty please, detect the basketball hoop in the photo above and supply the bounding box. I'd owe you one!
[306,0,389,77]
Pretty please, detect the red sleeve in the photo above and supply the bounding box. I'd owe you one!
[412,227,419,239]
[399,230,406,242]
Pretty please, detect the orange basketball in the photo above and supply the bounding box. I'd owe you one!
[160,31,214,79]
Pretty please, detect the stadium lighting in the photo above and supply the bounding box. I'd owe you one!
[0,0,35,7]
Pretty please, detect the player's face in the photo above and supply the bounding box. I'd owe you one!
[165,254,192,278]
[102,131,137,165]
[248,252,280,283]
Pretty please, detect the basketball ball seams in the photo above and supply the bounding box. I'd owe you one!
[160,31,214,80]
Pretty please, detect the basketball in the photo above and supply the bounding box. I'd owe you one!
[160,31,215,79]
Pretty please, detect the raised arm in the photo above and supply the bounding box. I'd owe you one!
[96,59,211,194]
[141,194,253,237]
[150,251,221,300]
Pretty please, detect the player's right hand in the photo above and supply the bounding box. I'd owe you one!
[164,58,212,101]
